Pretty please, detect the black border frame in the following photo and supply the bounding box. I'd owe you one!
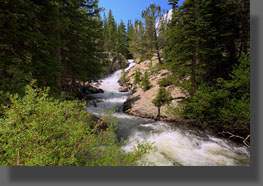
[0,0,262,185]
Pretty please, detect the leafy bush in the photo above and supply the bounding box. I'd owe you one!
[0,82,152,166]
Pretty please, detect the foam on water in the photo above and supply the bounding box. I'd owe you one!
[122,123,250,166]
[86,59,250,166]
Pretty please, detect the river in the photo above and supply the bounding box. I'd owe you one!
[86,59,250,166]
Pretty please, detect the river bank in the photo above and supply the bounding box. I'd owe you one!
[115,57,250,148]
[86,59,250,166]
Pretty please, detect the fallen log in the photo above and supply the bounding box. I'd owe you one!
[220,131,250,148]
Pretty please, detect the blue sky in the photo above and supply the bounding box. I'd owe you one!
[98,0,184,25]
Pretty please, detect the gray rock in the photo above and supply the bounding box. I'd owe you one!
[119,87,129,92]
[86,85,104,94]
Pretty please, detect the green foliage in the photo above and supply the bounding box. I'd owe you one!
[0,83,152,166]
[127,4,165,60]
[147,61,154,72]
[152,88,173,108]
[164,0,249,96]
[152,87,172,118]
[173,54,250,136]
[133,69,142,86]
[162,0,250,137]
[158,75,174,87]
[142,4,164,63]
[128,20,148,59]
[140,72,152,91]
[103,10,130,60]
[0,0,105,97]
[119,69,129,85]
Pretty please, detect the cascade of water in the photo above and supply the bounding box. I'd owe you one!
[86,59,250,166]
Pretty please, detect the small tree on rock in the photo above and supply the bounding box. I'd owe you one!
[140,71,152,91]
[120,68,128,85]
[133,69,142,86]
[152,87,172,119]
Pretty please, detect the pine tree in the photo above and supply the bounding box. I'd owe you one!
[152,87,172,119]
[107,9,117,52]
[142,4,164,64]
[0,0,105,98]
[133,69,142,86]
[116,21,129,58]
[140,71,152,91]
[164,0,199,96]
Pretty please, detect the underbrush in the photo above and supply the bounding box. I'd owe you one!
[0,82,152,166]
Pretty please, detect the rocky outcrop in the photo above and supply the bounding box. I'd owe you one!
[121,56,187,121]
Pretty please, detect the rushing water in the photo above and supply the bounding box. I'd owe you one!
[86,59,250,166]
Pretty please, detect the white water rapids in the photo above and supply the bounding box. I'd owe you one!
[86,59,250,166]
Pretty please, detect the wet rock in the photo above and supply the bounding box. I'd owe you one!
[86,85,104,94]
[91,82,101,88]
[119,87,129,92]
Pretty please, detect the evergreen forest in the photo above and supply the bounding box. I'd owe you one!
[0,0,250,166]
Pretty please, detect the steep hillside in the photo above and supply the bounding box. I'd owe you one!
[120,56,187,121]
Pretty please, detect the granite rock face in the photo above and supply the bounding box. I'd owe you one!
[121,56,187,121]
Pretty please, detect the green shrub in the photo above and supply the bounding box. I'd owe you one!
[171,54,250,136]
[147,61,153,72]
[119,69,129,85]
[158,75,174,87]
[133,69,142,86]
[152,88,173,118]
[0,82,152,166]
[140,55,152,62]
[140,71,152,91]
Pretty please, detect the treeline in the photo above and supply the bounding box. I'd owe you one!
[101,4,169,63]
[164,0,250,138]
[0,0,153,166]
[126,0,250,139]
[102,10,131,60]
[127,4,168,62]
[0,0,104,102]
